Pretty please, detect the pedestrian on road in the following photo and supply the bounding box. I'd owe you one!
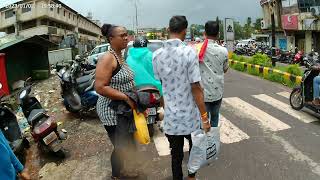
[152,15,211,180]
[126,36,163,95]
[95,23,138,179]
[0,130,30,180]
[198,21,229,127]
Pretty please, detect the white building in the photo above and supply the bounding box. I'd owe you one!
[0,0,103,46]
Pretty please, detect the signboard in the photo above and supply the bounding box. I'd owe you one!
[224,18,235,52]
[224,18,234,41]
[282,15,298,30]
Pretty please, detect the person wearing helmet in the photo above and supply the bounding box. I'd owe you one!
[126,36,163,95]
[195,37,201,43]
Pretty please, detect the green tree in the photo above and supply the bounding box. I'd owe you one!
[253,18,263,32]
[219,20,224,40]
[161,27,167,38]
[243,17,253,39]
[234,21,244,40]
[190,24,205,37]
[246,17,252,27]
[127,30,135,35]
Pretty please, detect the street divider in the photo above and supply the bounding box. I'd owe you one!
[229,59,302,88]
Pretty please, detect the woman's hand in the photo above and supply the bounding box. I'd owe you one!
[19,169,31,180]
[125,96,136,110]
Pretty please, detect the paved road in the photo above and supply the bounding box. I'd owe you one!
[32,69,320,180]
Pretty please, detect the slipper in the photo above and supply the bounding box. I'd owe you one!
[313,102,320,106]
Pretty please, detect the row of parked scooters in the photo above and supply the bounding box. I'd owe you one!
[0,55,102,163]
[235,45,319,66]
[0,78,68,162]
[235,45,272,57]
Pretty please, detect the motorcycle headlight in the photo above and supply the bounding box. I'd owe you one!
[62,71,70,81]
[19,90,27,99]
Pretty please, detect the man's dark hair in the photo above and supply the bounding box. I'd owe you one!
[205,21,219,37]
[169,16,188,33]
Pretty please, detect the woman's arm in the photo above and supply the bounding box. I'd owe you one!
[95,53,128,101]
[0,131,24,173]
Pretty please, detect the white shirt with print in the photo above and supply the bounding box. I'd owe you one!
[152,39,201,135]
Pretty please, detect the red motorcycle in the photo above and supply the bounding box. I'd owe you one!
[18,78,67,157]
[292,50,304,65]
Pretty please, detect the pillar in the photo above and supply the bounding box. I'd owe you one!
[287,36,295,51]
[305,31,312,53]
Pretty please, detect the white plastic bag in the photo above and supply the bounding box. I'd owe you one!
[188,127,220,174]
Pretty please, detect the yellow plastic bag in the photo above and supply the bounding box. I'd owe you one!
[133,109,150,144]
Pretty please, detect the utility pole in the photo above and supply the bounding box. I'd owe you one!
[271,13,276,66]
[134,0,138,35]
[270,0,277,67]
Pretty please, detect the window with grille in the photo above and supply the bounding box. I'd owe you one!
[298,0,320,12]
[5,9,14,19]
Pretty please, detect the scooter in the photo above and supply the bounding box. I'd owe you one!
[292,50,304,65]
[0,83,29,162]
[58,64,98,116]
[290,57,320,112]
[19,78,67,157]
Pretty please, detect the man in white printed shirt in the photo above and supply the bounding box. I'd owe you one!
[152,15,210,180]
[199,21,229,127]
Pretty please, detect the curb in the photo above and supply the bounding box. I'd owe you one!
[229,60,302,84]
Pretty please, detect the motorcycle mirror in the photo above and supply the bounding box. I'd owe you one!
[24,77,32,87]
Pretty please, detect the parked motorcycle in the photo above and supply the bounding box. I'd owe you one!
[278,49,295,64]
[290,56,320,113]
[18,78,67,157]
[57,63,98,116]
[235,47,246,55]
[0,83,29,162]
[55,55,95,74]
[291,50,304,65]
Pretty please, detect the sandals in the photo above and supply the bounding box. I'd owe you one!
[312,99,320,106]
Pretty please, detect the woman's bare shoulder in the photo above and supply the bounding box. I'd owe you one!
[98,52,115,67]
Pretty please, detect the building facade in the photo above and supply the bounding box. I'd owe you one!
[0,0,103,52]
[261,0,320,53]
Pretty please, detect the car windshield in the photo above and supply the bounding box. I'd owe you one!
[100,45,108,53]
[91,47,100,55]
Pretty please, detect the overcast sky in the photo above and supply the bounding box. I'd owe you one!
[1,0,262,29]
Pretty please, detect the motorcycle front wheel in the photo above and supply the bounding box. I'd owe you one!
[290,87,304,110]
[63,90,82,113]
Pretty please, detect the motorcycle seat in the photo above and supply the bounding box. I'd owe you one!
[83,69,95,75]
[136,85,159,93]
[78,80,94,93]
[76,74,94,84]
[27,109,46,126]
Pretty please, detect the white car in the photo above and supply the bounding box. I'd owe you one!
[124,40,164,59]
[87,43,110,65]
[236,39,255,48]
